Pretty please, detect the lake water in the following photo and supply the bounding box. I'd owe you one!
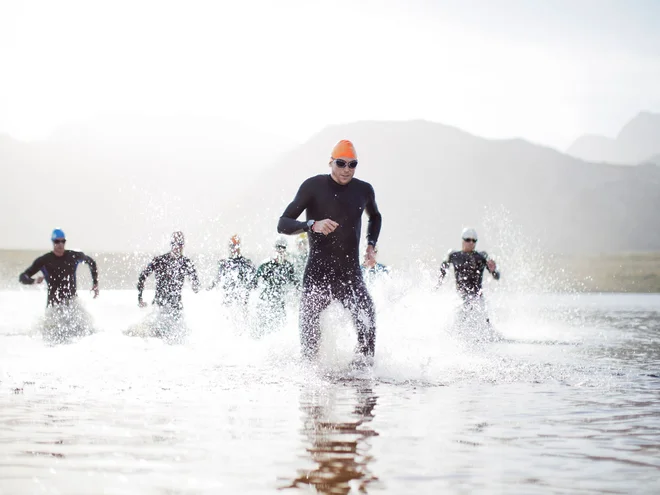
[1,282,659,494]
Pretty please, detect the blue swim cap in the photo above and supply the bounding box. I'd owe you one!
[51,229,66,241]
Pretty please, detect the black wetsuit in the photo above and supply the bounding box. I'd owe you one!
[137,253,200,312]
[251,258,298,328]
[19,251,98,307]
[439,250,500,300]
[252,259,298,305]
[208,256,256,305]
[278,174,382,358]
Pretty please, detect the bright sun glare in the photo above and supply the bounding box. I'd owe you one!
[6,0,658,149]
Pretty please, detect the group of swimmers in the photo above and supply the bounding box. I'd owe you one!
[19,139,500,362]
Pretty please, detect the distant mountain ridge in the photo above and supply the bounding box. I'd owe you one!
[567,111,660,165]
[240,119,660,260]
[644,154,660,166]
[0,117,296,254]
[1,118,659,261]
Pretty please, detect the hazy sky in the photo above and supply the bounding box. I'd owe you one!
[1,0,659,149]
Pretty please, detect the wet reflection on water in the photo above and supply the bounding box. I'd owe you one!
[3,293,660,493]
[284,385,379,494]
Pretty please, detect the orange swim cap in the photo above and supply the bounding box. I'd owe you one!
[331,140,357,160]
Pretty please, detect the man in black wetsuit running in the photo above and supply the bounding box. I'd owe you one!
[207,234,256,307]
[251,238,299,331]
[277,140,382,363]
[137,231,200,316]
[438,228,500,326]
[19,229,99,307]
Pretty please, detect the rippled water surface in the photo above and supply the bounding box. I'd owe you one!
[1,287,659,494]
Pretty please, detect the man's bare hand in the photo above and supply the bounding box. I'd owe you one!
[312,219,339,236]
[91,284,99,299]
[487,259,497,272]
[35,276,44,284]
[364,245,377,268]
[138,299,148,308]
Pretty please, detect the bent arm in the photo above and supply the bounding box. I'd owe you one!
[208,262,224,290]
[365,185,382,247]
[438,255,452,285]
[277,180,313,235]
[19,257,45,285]
[249,266,263,290]
[80,252,99,286]
[246,263,257,282]
[288,264,299,286]
[483,252,500,280]
[188,261,201,293]
[137,261,155,300]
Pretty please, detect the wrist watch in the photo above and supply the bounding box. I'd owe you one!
[306,220,315,232]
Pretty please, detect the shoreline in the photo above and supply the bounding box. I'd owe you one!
[2,249,659,293]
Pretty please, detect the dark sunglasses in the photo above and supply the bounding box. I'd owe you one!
[463,238,477,243]
[333,159,358,169]
[53,239,66,245]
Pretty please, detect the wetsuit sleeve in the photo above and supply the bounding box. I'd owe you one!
[19,255,46,285]
[288,262,299,286]
[249,265,263,290]
[365,184,382,247]
[482,252,501,280]
[438,252,452,284]
[187,259,201,293]
[277,179,314,235]
[137,259,155,300]
[208,261,225,290]
[243,262,257,287]
[78,252,99,286]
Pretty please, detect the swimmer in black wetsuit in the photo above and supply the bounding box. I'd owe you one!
[19,229,99,307]
[277,140,382,362]
[137,231,200,315]
[439,228,500,328]
[207,234,256,307]
[251,238,299,331]
[439,228,500,299]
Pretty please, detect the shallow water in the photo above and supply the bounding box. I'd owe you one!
[1,284,659,494]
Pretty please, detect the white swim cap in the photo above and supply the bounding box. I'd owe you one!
[461,228,478,241]
[275,237,288,250]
